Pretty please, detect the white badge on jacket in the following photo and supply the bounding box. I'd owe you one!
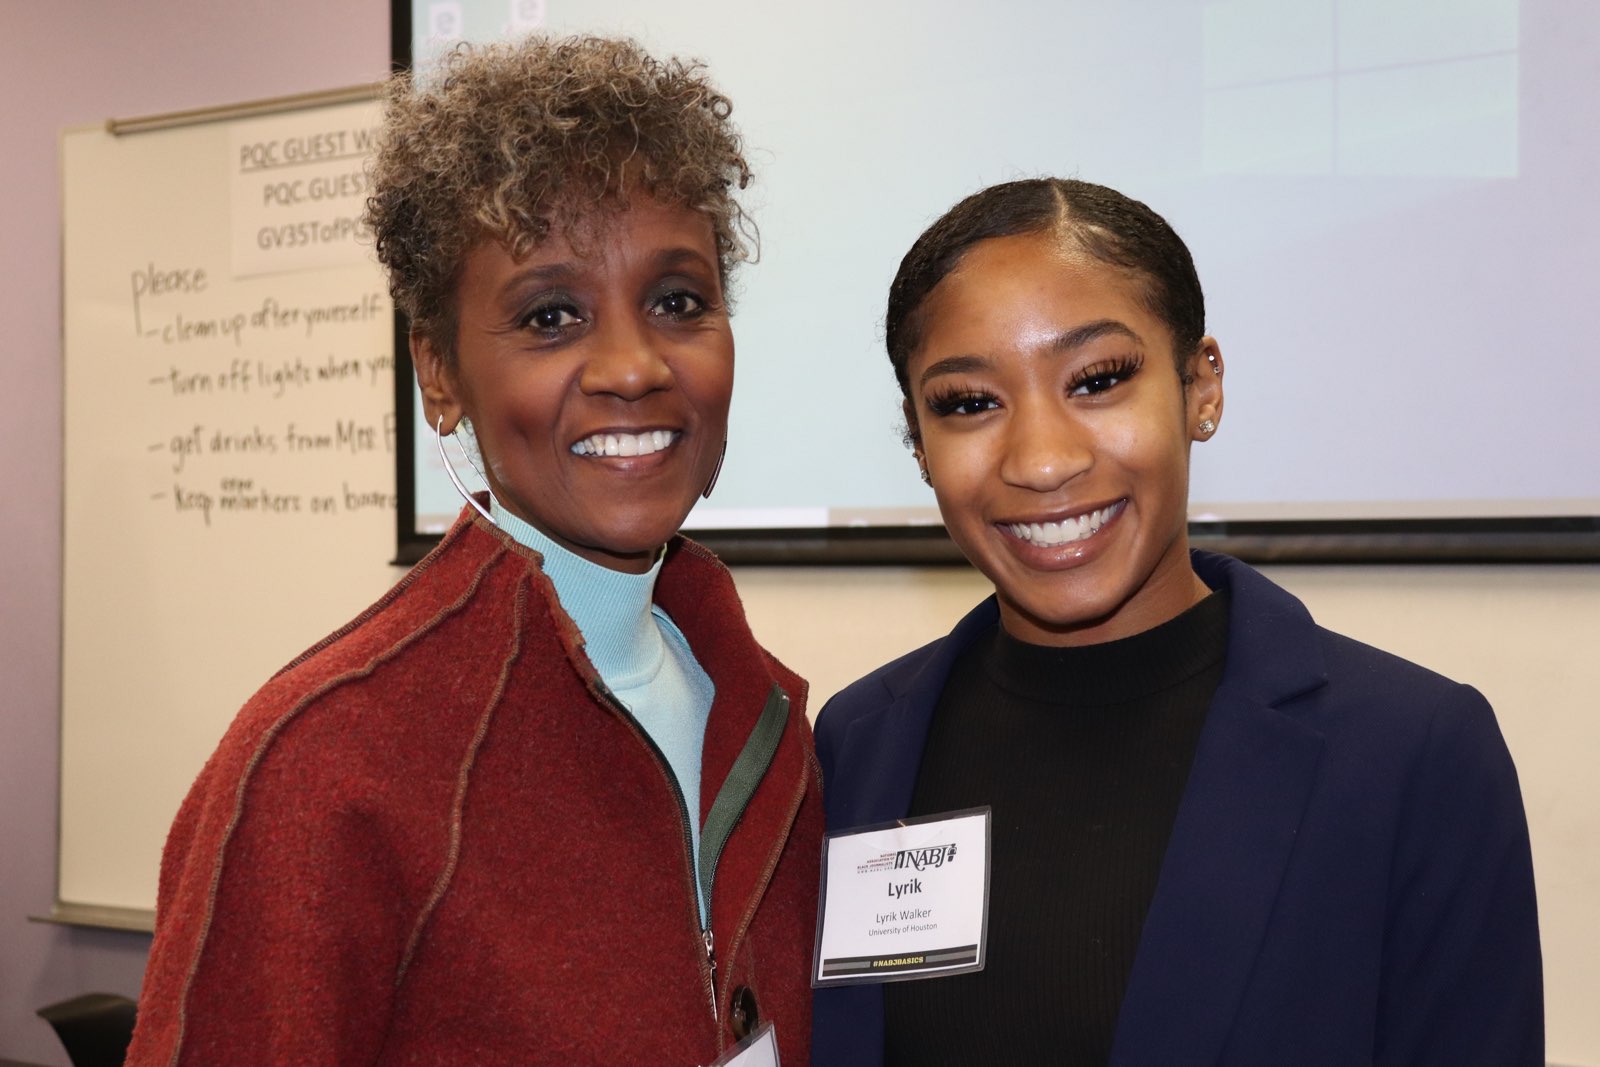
[811,807,991,986]
[709,1021,779,1066]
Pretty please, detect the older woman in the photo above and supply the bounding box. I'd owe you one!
[811,178,1541,1067]
[128,37,821,1067]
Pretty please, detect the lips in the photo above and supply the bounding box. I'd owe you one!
[569,430,681,457]
[1004,500,1125,546]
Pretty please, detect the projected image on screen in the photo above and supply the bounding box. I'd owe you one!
[407,0,1597,536]
[1203,0,1517,179]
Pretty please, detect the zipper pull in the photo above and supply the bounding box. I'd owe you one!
[703,927,719,1023]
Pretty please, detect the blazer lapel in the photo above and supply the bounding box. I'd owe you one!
[824,597,1001,831]
[1111,686,1325,1065]
[813,597,1000,1067]
[1111,553,1330,1067]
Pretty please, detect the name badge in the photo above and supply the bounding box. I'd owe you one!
[811,807,990,985]
[709,1021,779,1066]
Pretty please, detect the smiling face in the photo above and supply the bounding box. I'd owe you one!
[908,230,1223,646]
[414,196,733,573]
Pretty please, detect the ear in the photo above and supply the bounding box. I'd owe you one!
[902,397,926,464]
[411,332,464,433]
[1186,337,1224,441]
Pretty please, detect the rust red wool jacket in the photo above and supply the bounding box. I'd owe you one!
[127,508,823,1067]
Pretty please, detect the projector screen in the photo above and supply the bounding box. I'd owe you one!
[397,0,1599,560]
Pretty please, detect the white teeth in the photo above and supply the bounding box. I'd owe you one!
[570,430,680,457]
[1007,501,1125,546]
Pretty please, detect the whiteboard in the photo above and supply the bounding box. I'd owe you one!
[407,0,1600,538]
[59,95,403,921]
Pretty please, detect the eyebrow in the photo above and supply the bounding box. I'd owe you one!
[652,246,717,273]
[918,319,1144,388]
[503,261,580,290]
[1054,319,1143,351]
[503,246,715,292]
[919,354,990,388]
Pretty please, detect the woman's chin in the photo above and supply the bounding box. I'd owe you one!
[563,516,689,572]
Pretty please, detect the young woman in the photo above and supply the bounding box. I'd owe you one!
[811,179,1541,1067]
[127,37,821,1066]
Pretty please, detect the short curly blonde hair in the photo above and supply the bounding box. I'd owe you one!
[365,35,754,360]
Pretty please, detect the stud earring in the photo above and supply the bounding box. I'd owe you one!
[1198,419,1216,436]
[919,467,931,485]
[1206,352,1221,376]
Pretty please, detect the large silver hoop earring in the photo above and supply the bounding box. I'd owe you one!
[702,435,728,499]
[437,414,496,525]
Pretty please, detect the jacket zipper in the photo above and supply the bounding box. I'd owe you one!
[596,686,721,1036]
[703,929,718,1025]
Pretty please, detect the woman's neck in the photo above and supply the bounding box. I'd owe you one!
[489,496,666,688]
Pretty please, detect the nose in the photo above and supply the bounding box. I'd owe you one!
[997,397,1092,492]
[578,315,674,400]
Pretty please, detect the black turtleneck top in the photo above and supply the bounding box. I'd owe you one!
[883,589,1231,1067]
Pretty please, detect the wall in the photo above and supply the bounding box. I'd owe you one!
[0,2,390,1062]
[1,4,1595,1067]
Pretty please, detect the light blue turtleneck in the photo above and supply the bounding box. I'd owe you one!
[490,497,716,924]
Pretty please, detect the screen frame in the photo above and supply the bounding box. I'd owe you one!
[386,2,1600,567]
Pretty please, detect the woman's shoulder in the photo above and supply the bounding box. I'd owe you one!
[1305,624,1508,779]
[815,596,1000,755]
[1286,639,1507,826]
[657,535,818,708]
[819,638,941,724]
[1208,551,1505,770]
[1313,623,1484,704]
[1189,550,1511,783]
[1201,550,1481,693]
[214,520,535,778]
[820,632,946,710]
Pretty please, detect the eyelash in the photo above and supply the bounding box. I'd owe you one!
[925,386,998,418]
[650,288,712,320]
[517,287,713,335]
[923,353,1146,417]
[520,301,581,334]
[1067,354,1143,396]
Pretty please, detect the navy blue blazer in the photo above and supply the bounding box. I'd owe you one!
[812,551,1541,1067]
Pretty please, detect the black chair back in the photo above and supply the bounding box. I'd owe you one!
[36,993,137,1067]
